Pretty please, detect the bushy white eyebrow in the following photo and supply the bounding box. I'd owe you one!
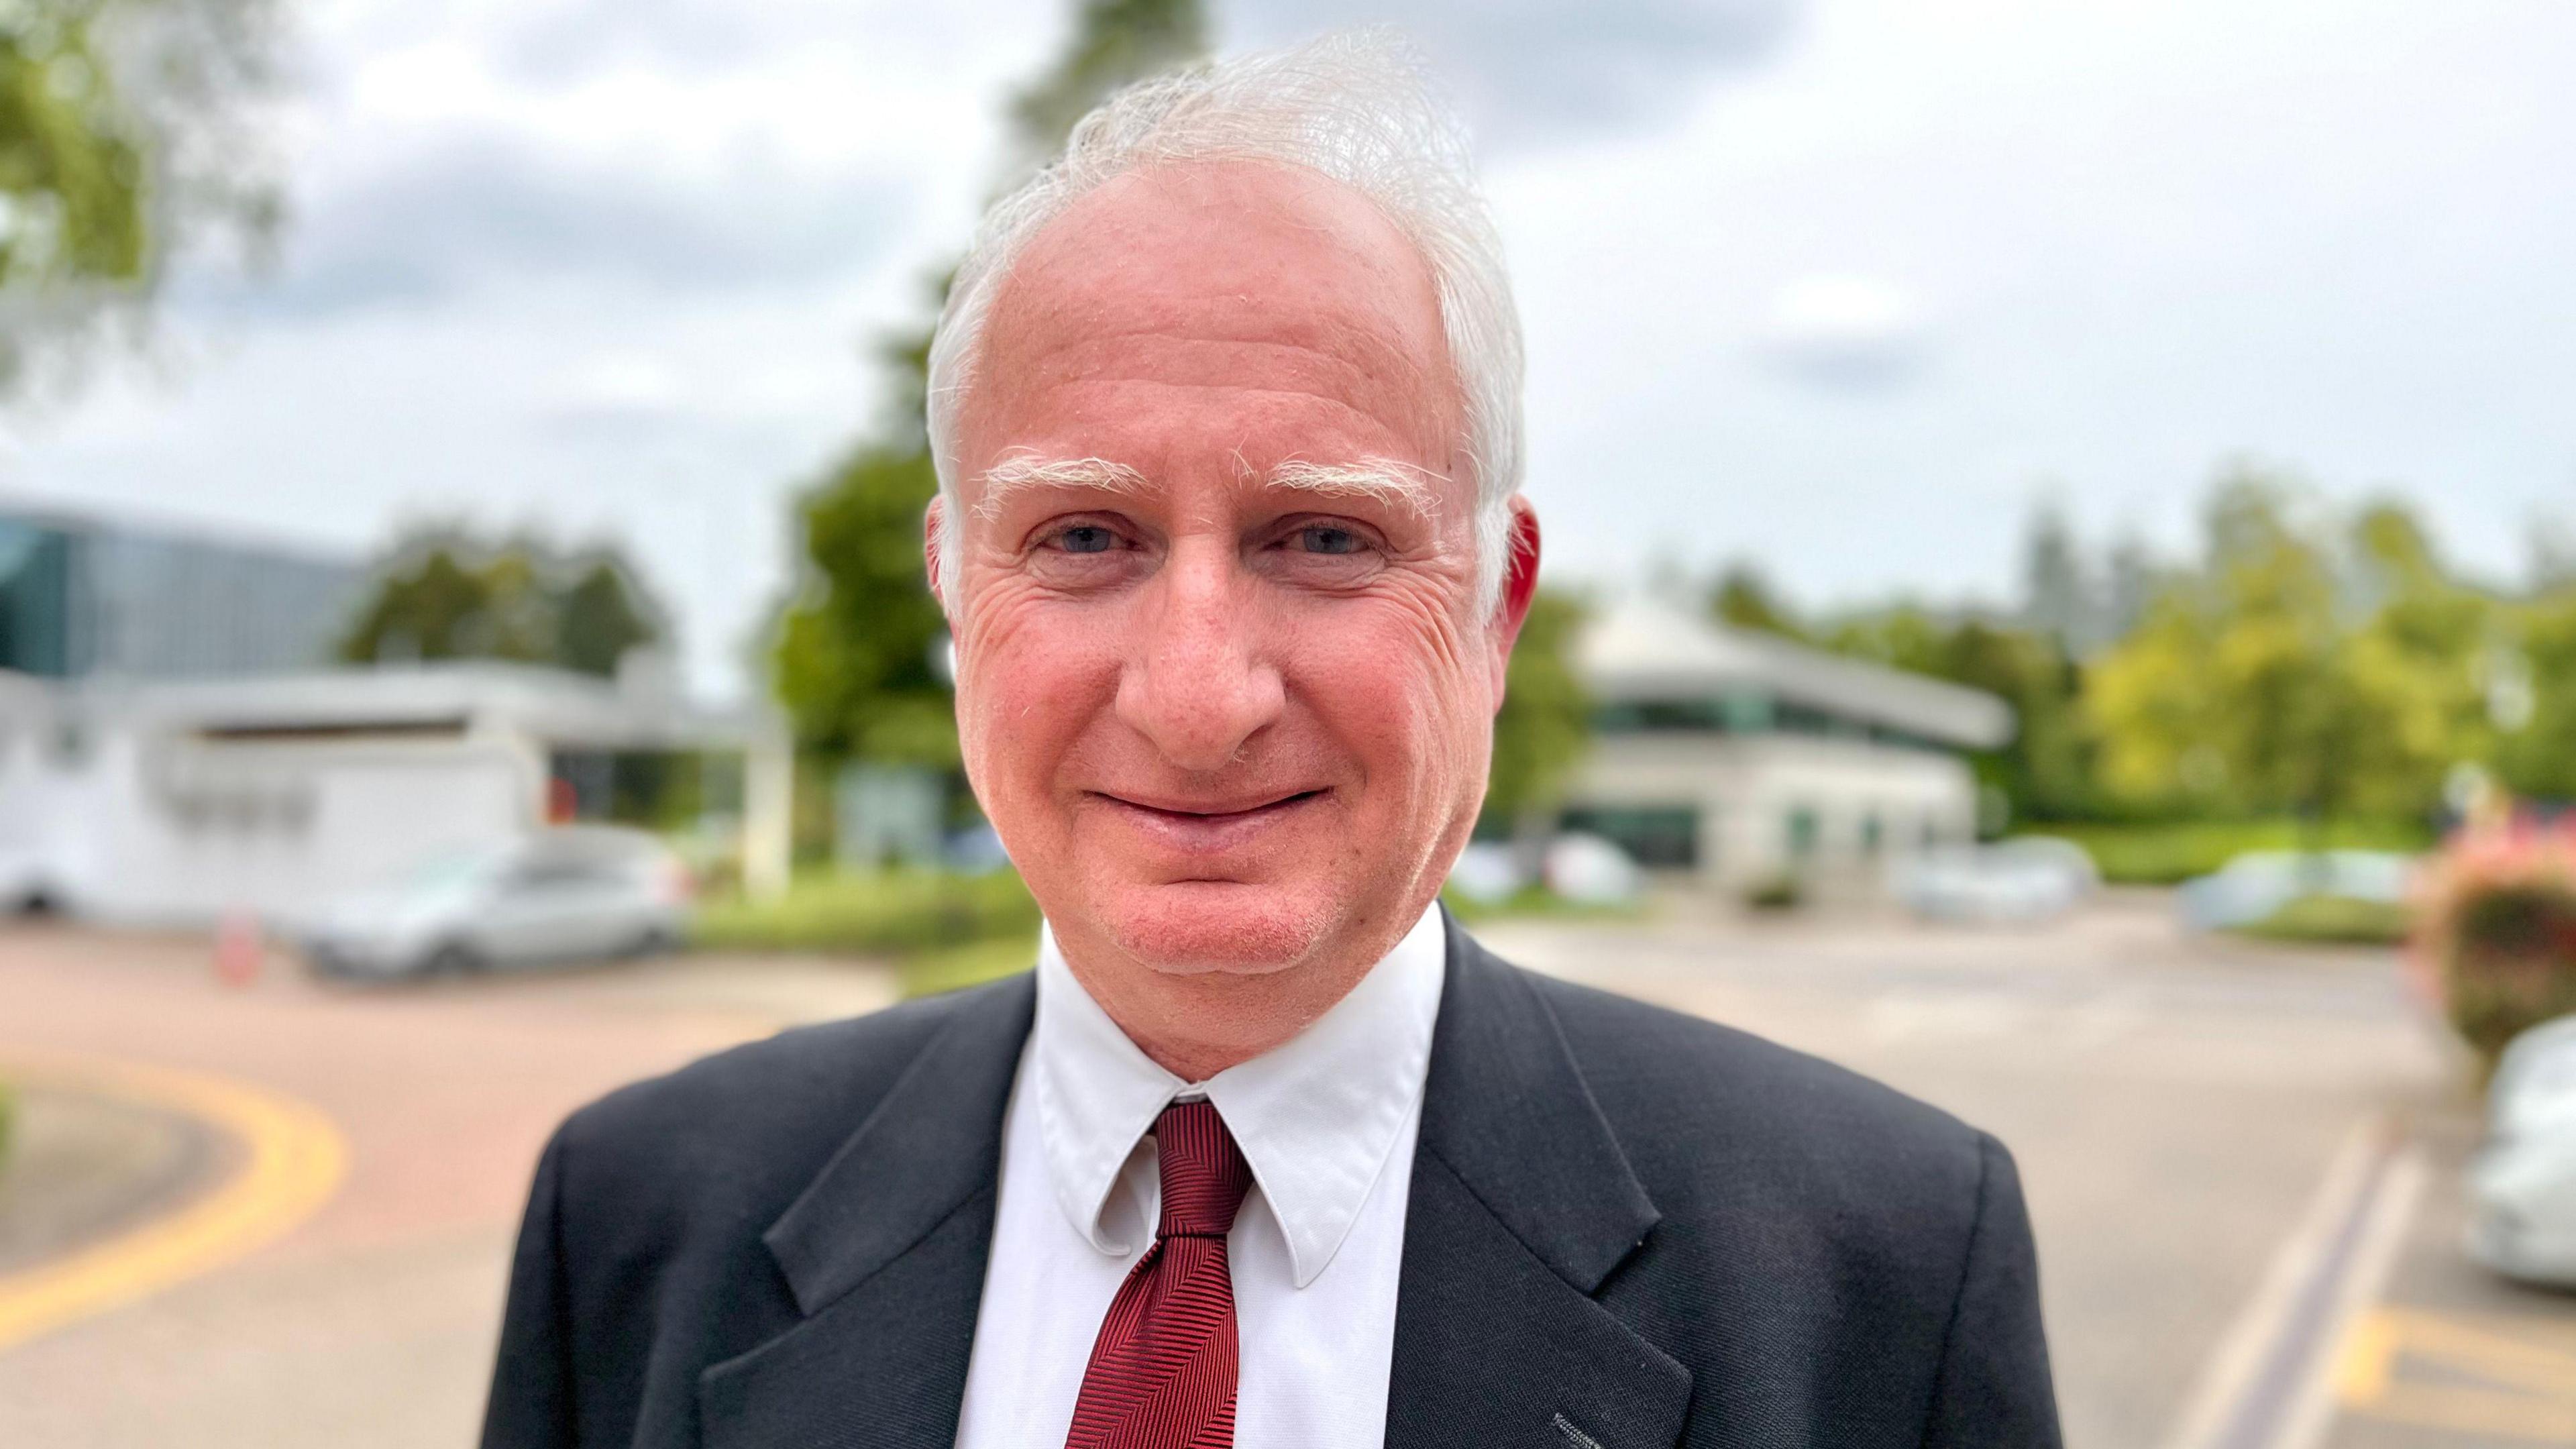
[1264,457,1442,520]
[970,453,1150,520]
[971,452,1442,522]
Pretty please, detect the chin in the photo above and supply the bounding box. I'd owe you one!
[1099,879,1345,977]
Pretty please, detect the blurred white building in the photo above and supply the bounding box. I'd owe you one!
[1563,598,2014,890]
[0,664,791,926]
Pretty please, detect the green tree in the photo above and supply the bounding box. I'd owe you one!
[2495,586,2576,800]
[1827,606,2094,825]
[340,531,663,679]
[772,443,959,766]
[556,560,659,678]
[1485,588,1591,843]
[770,0,1207,770]
[2084,472,2441,824]
[1,0,281,393]
[1006,0,1208,180]
[2020,502,2098,655]
[1708,562,1807,641]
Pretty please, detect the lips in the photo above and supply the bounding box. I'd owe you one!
[1087,788,1328,857]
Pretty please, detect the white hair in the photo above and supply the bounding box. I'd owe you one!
[924,29,1525,612]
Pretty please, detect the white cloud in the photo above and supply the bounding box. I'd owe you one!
[1225,0,1796,147]
[1755,274,1929,390]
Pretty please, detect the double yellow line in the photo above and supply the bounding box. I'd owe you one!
[0,1054,348,1352]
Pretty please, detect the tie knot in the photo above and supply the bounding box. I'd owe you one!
[1152,1099,1252,1240]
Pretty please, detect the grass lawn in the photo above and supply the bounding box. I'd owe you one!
[2015,818,2434,885]
[898,932,1041,998]
[2231,894,2415,947]
[1438,885,1648,924]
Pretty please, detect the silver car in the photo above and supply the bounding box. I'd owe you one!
[299,826,693,980]
[2467,1014,2576,1286]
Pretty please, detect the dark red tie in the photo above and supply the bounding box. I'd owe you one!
[1063,1099,1255,1449]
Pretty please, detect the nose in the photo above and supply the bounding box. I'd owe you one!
[1113,539,1285,773]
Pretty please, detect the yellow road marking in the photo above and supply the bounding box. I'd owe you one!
[2356,1384,2576,1444]
[0,1053,348,1352]
[2332,1307,2399,1403]
[2335,1305,2576,1444]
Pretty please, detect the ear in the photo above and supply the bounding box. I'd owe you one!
[923,495,950,617]
[1488,496,1542,705]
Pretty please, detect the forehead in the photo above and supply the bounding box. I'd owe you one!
[960,159,1459,482]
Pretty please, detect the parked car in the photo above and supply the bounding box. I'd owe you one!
[1888,838,2100,923]
[2176,849,2415,932]
[0,849,59,915]
[296,826,693,981]
[1545,832,1646,907]
[2465,1014,2576,1287]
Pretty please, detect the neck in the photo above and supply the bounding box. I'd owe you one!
[1054,912,1423,1082]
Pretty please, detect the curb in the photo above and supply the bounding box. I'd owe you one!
[2161,1113,2428,1449]
[0,1053,349,1352]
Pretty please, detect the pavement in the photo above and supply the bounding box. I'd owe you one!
[0,896,2569,1448]
[0,927,894,1449]
[0,1080,241,1285]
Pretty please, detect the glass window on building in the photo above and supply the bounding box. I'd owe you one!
[1560,805,1701,869]
[1785,805,1821,860]
[0,520,77,677]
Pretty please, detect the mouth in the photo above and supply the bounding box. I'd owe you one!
[1087,788,1330,855]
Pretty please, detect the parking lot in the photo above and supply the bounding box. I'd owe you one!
[3,896,2571,1448]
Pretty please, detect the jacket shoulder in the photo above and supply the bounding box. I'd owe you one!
[551,973,1030,1220]
[1525,963,1992,1234]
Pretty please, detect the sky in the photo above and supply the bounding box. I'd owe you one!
[3,0,2571,700]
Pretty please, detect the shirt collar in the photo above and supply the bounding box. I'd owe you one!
[1030,903,1447,1289]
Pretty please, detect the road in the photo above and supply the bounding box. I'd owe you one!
[2,896,2570,1448]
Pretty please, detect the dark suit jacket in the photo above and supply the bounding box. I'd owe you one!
[482,914,2062,1448]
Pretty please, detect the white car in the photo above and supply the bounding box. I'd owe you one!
[297,826,693,981]
[2467,1014,2576,1286]
[1888,838,2100,923]
[2175,849,2415,932]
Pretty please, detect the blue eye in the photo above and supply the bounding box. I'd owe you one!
[1058,525,1116,555]
[1299,526,1364,555]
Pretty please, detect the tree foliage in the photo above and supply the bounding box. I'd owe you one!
[0,0,281,394]
[1708,561,1806,641]
[2495,586,2576,800]
[340,529,664,680]
[1485,587,1591,830]
[1005,0,1207,181]
[2082,472,2503,822]
[1711,472,2576,830]
[1828,608,2094,824]
[770,0,1207,769]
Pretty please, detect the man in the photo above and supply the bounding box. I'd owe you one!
[482,33,2061,1449]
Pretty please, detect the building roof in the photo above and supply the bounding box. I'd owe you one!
[1576,596,2015,750]
[28,661,780,751]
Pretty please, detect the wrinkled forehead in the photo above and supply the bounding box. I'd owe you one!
[958,158,1462,484]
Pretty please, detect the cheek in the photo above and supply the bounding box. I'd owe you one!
[1287,594,1491,793]
[958,590,1122,790]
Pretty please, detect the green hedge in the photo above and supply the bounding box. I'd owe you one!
[2016,818,2434,885]
[690,869,1042,958]
[2233,894,2414,947]
[2430,873,2576,1075]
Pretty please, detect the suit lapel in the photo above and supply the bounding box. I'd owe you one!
[697,974,1036,1449]
[1386,916,1693,1449]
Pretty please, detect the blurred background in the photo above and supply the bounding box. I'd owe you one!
[4,1,2576,1446]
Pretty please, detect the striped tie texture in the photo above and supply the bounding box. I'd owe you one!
[1063,1100,1255,1449]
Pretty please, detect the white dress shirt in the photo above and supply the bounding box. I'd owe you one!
[951,904,1448,1449]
